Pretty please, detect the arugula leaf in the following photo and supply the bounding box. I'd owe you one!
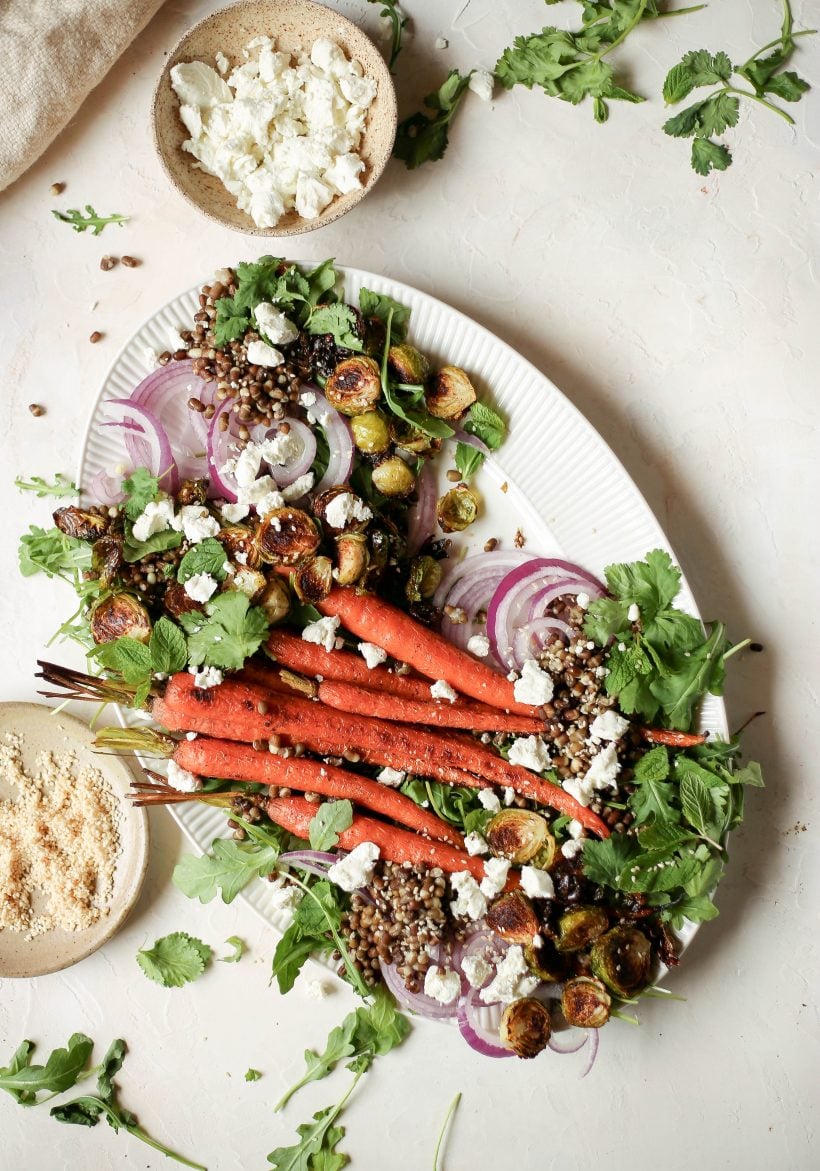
[18,525,92,580]
[270,877,366,997]
[245,1068,262,1082]
[14,473,77,498]
[309,800,354,850]
[0,1034,93,1105]
[136,932,212,988]
[394,70,474,169]
[52,205,129,235]
[463,401,506,450]
[181,591,270,669]
[358,288,411,340]
[173,838,280,904]
[221,935,245,963]
[454,442,485,479]
[122,524,182,563]
[306,305,363,351]
[177,537,229,584]
[121,468,159,520]
[272,924,326,996]
[268,1094,353,1171]
[378,308,454,439]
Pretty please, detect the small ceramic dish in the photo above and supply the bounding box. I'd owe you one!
[152,0,397,236]
[0,703,149,978]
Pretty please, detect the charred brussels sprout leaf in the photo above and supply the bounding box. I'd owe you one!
[388,344,430,385]
[325,356,382,415]
[425,366,477,420]
[437,485,478,532]
[405,556,443,603]
[90,595,152,646]
[486,891,540,944]
[486,809,550,864]
[293,556,334,604]
[554,906,609,953]
[53,507,109,541]
[257,509,321,565]
[499,997,552,1059]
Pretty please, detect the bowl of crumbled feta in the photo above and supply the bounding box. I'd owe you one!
[153,0,397,234]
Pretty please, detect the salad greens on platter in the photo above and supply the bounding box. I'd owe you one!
[20,256,762,1165]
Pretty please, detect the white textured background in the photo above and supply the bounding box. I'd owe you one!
[0,2,818,1168]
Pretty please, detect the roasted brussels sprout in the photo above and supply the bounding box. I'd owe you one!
[256,578,291,625]
[350,410,391,454]
[53,506,109,541]
[363,526,390,589]
[524,940,567,983]
[219,525,259,568]
[554,906,609,954]
[293,555,333,604]
[313,486,372,534]
[91,535,123,589]
[437,485,478,533]
[425,366,477,420]
[334,533,369,586]
[371,455,416,498]
[389,417,438,454]
[486,810,550,864]
[90,593,151,645]
[405,555,443,603]
[388,343,430,384]
[486,890,540,945]
[176,478,208,507]
[561,976,611,1029]
[500,997,552,1059]
[589,926,652,998]
[256,509,320,565]
[223,565,266,600]
[362,315,387,357]
[163,581,203,619]
[325,356,382,416]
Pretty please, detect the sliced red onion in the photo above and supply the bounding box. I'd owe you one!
[379,960,460,1020]
[457,990,514,1058]
[103,399,178,492]
[433,550,532,610]
[280,849,338,872]
[579,1027,600,1077]
[207,398,241,501]
[87,468,126,506]
[309,391,354,493]
[407,459,437,556]
[547,1030,589,1056]
[434,552,533,668]
[452,428,490,456]
[512,618,576,663]
[256,419,317,487]
[128,360,212,480]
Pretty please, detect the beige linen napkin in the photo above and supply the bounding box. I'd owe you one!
[0,0,164,192]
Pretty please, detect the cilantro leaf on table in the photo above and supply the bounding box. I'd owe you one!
[173,838,281,904]
[180,591,270,670]
[463,401,506,450]
[358,288,411,340]
[306,304,364,351]
[177,537,229,584]
[0,1033,94,1105]
[52,205,129,235]
[455,442,485,479]
[309,800,354,851]
[394,70,474,169]
[136,932,212,988]
[221,936,246,963]
[14,473,78,498]
[245,1068,263,1082]
[121,468,159,519]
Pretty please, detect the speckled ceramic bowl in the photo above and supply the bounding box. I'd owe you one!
[152,0,397,236]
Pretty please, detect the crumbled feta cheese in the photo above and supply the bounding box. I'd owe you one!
[215,50,230,75]
[299,390,317,407]
[167,760,202,793]
[461,954,491,989]
[507,735,551,773]
[589,709,630,743]
[576,592,590,609]
[532,933,543,949]
[190,665,224,689]
[254,303,299,346]
[561,839,584,860]
[131,498,176,544]
[377,766,405,787]
[479,945,538,1005]
[324,492,373,530]
[268,876,303,925]
[467,633,491,658]
[324,152,365,195]
[185,731,198,741]
[464,832,488,856]
[627,603,640,622]
[184,572,219,603]
[468,69,495,102]
[585,742,621,791]
[567,819,585,840]
[221,501,250,523]
[435,36,449,50]
[238,474,279,505]
[450,872,488,921]
[260,430,304,467]
[302,615,341,652]
[246,339,285,368]
[170,60,233,108]
[304,979,332,999]
[513,659,554,706]
[327,841,380,892]
[562,776,593,807]
[480,857,510,898]
[255,490,287,517]
[430,679,458,703]
[231,444,263,487]
[520,866,555,900]
[178,504,221,544]
[478,789,501,812]
[423,965,461,1005]
[281,472,314,500]
[359,642,387,669]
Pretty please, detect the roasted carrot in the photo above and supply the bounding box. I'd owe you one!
[317,679,545,734]
[640,727,707,748]
[264,631,437,701]
[155,675,609,837]
[312,585,539,718]
[174,736,464,848]
[266,795,518,887]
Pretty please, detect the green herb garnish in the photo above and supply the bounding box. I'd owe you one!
[394,70,474,169]
[18,526,91,581]
[14,473,77,498]
[91,616,187,707]
[121,468,160,519]
[180,591,270,670]
[358,287,411,340]
[221,936,246,963]
[213,257,344,348]
[454,442,485,479]
[136,932,212,988]
[174,837,281,904]
[245,1068,262,1082]
[463,401,506,450]
[433,1092,462,1171]
[308,800,354,851]
[177,538,229,584]
[367,0,408,71]
[52,206,129,235]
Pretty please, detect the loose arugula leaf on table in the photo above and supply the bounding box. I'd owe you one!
[173,837,281,904]
[136,932,212,988]
[367,0,408,71]
[394,70,474,169]
[454,442,485,479]
[358,288,411,340]
[14,473,78,498]
[221,935,246,963]
[177,538,230,584]
[309,800,354,850]
[245,1068,263,1082]
[180,591,270,670]
[18,526,92,580]
[268,1080,357,1171]
[0,1033,94,1105]
[52,205,129,235]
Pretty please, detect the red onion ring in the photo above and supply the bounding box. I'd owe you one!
[249,419,317,488]
[547,1030,589,1056]
[452,429,490,456]
[308,391,354,494]
[407,459,437,556]
[279,850,339,880]
[457,990,514,1058]
[512,618,576,663]
[87,468,126,506]
[379,960,461,1020]
[206,398,241,501]
[128,360,212,479]
[579,1027,600,1077]
[103,399,178,493]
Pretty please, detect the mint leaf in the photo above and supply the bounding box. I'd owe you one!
[678,772,716,837]
[173,839,280,904]
[136,932,211,988]
[181,591,269,670]
[464,401,505,450]
[454,442,485,479]
[358,288,411,339]
[93,637,152,685]
[177,537,229,584]
[309,800,353,851]
[149,617,188,675]
[121,469,159,520]
[633,745,670,784]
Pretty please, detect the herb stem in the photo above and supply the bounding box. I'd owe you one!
[652,3,707,16]
[286,871,372,1000]
[432,1092,462,1171]
[722,637,752,662]
[597,1,648,60]
[723,84,796,124]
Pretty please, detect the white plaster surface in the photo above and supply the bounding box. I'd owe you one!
[0,2,818,1169]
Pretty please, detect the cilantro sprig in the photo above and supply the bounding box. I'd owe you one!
[663,1,815,174]
[180,591,270,670]
[394,70,474,169]
[136,932,212,988]
[52,205,129,235]
[367,0,408,71]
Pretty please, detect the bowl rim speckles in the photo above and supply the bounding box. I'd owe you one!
[0,702,149,979]
[151,0,398,237]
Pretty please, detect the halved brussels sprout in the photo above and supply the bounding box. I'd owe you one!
[499,997,551,1059]
[389,417,438,454]
[371,455,416,498]
[334,533,369,586]
[486,890,540,945]
[176,478,208,507]
[530,832,558,872]
[425,366,477,420]
[350,410,391,454]
[437,485,478,533]
[53,506,109,541]
[524,940,567,983]
[91,536,123,589]
[90,594,151,645]
[405,555,443,603]
[486,810,549,864]
[256,578,291,625]
[554,906,609,954]
[325,356,382,416]
[313,486,371,534]
[561,976,611,1029]
[256,509,320,565]
[163,581,203,619]
[223,565,266,600]
[388,343,430,384]
[219,524,259,569]
[293,556,333,604]
[589,926,652,998]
